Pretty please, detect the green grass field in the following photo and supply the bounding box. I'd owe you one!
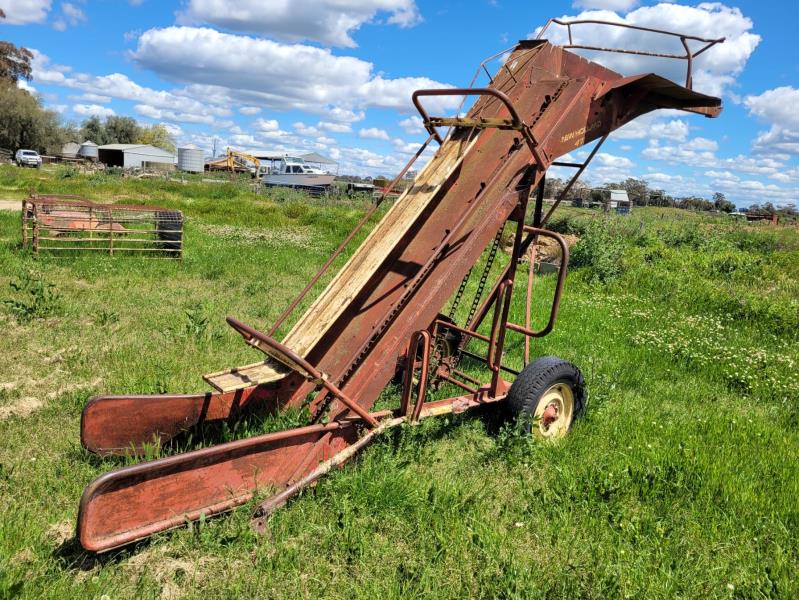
[1,164,797,599]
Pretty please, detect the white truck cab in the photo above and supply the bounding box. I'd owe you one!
[15,149,42,168]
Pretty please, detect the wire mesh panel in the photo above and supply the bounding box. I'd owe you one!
[22,195,183,258]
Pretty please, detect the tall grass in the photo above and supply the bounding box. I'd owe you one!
[0,166,797,598]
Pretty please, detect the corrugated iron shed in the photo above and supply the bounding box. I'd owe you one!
[97,144,176,169]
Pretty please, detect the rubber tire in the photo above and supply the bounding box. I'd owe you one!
[506,356,586,436]
[155,210,183,253]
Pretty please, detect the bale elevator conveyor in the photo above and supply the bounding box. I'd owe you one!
[77,20,724,552]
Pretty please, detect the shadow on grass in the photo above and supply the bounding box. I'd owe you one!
[52,534,153,572]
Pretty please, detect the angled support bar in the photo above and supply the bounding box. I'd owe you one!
[226,317,380,428]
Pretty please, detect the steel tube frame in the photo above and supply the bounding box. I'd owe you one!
[412,88,546,167]
[536,18,724,89]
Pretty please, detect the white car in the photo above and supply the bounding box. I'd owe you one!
[15,149,42,168]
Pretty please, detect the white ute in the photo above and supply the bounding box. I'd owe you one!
[15,149,42,168]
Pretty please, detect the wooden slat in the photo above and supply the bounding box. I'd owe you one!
[203,360,289,392]
[203,129,481,392]
[283,130,480,357]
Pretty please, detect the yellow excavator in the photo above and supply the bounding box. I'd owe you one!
[205,148,262,178]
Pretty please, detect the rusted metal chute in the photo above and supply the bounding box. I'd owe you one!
[76,20,723,552]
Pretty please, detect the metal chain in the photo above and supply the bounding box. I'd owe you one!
[464,224,505,327]
[447,266,473,320]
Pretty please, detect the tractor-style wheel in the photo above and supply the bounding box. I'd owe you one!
[506,356,586,440]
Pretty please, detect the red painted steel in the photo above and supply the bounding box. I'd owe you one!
[81,386,277,455]
[76,31,724,552]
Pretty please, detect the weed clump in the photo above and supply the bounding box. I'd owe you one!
[182,302,221,343]
[3,271,62,322]
[570,220,625,284]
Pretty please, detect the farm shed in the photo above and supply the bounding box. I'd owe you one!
[97,144,176,169]
[609,189,633,214]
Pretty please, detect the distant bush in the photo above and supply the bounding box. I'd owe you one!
[570,220,625,284]
[546,214,590,236]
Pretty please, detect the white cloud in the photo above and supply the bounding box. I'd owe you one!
[642,137,796,189]
[293,122,319,137]
[686,137,718,152]
[73,103,115,118]
[253,118,280,132]
[534,3,760,97]
[571,152,637,184]
[399,115,425,135]
[52,1,86,31]
[71,93,112,104]
[179,0,421,48]
[642,139,720,166]
[318,121,352,133]
[336,145,411,175]
[612,114,689,142]
[745,87,799,130]
[31,49,232,124]
[595,153,634,169]
[768,167,799,184]
[239,106,261,116]
[745,87,799,155]
[134,103,228,126]
[646,172,685,184]
[750,128,799,157]
[359,127,390,140]
[159,122,183,138]
[709,177,799,203]
[391,136,433,156]
[61,2,86,24]
[132,27,457,115]
[325,107,365,123]
[0,0,51,24]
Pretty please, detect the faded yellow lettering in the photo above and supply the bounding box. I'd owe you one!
[560,120,602,145]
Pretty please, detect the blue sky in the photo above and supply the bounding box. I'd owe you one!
[2,0,798,207]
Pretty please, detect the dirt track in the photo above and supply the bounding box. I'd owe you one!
[0,200,20,211]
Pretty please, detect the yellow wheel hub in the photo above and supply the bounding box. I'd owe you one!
[533,383,574,440]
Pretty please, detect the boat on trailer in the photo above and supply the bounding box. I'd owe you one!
[261,156,336,191]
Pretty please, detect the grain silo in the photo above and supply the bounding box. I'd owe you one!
[79,141,99,161]
[61,141,81,158]
[177,145,204,173]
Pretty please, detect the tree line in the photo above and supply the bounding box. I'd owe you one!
[543,176,797,215]
[0,37,176,155]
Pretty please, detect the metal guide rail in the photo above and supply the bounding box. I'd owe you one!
[22,195,183,258]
